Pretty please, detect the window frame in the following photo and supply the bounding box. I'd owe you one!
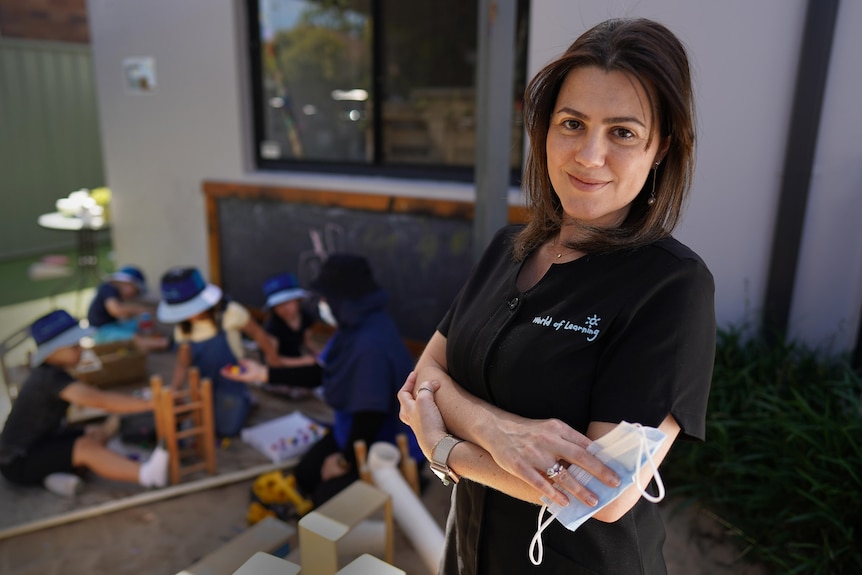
[245,0,527,185]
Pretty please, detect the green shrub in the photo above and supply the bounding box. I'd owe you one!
[664,326,862,574]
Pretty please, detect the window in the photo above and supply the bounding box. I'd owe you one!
[248,0,529,182]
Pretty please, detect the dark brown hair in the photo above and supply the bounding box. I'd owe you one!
[514,18,696,259]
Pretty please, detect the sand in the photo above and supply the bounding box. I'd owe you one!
[0,351,765,575]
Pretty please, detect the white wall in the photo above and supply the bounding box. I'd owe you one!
[88,0,248,283]
[87,0,862,351]
[789,0,862,352]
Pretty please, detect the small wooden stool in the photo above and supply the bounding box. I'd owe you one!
[150,368,217,485]
[297,481,393,575]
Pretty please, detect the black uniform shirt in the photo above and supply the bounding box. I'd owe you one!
[438,225,716,574]
[0,365,74,463]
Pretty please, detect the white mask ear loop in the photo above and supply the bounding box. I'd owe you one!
[633,423,666,503]
[529,502,558,566]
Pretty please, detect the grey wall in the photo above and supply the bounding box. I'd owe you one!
[87,0,862,352]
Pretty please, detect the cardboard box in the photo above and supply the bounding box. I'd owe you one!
[73,340,147,388]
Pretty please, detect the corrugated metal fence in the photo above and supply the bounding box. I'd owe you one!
[0,38,105,260]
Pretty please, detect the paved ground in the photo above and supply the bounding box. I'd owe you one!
[0,344,765,575]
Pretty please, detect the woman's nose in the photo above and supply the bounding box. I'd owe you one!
[574,132,606,167]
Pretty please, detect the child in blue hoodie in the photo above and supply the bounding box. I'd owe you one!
[223,254,422,506]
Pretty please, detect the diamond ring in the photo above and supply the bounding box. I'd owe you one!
[546,462,565,479]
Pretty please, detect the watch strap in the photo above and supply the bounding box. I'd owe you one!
[431,434,463,484]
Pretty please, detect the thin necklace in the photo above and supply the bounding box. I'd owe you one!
[554,236,571,259]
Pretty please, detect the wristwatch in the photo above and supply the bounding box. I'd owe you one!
[430,434,463,486]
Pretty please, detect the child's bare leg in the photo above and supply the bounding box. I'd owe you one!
[72,435,140,483]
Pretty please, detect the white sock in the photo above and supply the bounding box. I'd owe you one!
[138,446,169,487]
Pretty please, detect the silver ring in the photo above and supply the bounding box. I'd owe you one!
[546,462,565,479]
[417,387,434,395]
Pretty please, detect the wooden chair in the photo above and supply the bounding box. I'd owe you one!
[150,368,217,485]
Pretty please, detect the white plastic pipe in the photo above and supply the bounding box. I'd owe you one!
[367,442,444,574]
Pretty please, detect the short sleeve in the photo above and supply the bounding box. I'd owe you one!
[223,301,251,331]
[592,257,715,441]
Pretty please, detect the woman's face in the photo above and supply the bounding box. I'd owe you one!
[546,66,668,230]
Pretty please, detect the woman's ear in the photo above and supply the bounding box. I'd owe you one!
[656,136,671,165]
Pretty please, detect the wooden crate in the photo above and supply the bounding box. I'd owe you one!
[73,340,147,387]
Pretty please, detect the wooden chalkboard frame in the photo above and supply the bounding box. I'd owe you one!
[202,180,527,350]
[204,180,527,283]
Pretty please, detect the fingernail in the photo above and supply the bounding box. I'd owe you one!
[610,474,621,487]
[587,494,598,507]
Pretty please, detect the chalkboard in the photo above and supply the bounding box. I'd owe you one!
[204,182,525,346]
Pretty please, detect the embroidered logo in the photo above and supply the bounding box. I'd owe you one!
[531,313,602,342]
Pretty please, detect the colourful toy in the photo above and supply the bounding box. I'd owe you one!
[249,470,314,523]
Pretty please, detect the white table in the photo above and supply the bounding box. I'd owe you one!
[37,211,111,307]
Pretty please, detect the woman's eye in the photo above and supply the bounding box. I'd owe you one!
[561,119,582,130]
[613,127,636,140]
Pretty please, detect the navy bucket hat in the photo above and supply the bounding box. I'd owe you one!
[109,265,146,294]
[310,254,380,300]
[30,309,95,367]
[263,272,309,308]
[156,267,223,323]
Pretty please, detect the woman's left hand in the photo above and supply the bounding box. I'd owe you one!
[397,371,447,460]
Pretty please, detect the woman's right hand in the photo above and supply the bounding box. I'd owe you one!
[397,371,447,461]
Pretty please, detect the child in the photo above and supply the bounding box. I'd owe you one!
[223,254,423,506]
[87,265,168,351]
[87,266,149,337]
[0,310,169,491]
[156,267,280,437]
[260,272,322,398]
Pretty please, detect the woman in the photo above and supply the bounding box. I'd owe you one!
[398,18,715,574]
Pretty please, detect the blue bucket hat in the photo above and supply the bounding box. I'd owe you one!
[156,267,223,324]
[109,265,146,294]
[30,310,95,367]
[263,272,309,308]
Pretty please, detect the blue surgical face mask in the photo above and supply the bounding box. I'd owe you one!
[529,421,667,566]
[318,300,338,327]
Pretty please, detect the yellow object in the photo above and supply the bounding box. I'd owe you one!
[246,501,276,525]
[90,187,111,206]
[252,471,314,516]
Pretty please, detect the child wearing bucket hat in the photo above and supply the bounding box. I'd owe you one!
[260,272,322,398]
[0,310,169,491]
[157,267,280,437]
[87,265,168,350]
[223,254,424,507]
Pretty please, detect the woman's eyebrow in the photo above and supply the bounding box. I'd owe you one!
[555,106,646,128]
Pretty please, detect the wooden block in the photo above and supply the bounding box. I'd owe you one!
[335,554,404,575]
[298,481,393,575]
[179,516,297,575]
[232,551,301,575]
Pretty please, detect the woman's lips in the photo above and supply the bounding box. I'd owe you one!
[569,173,608,192]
